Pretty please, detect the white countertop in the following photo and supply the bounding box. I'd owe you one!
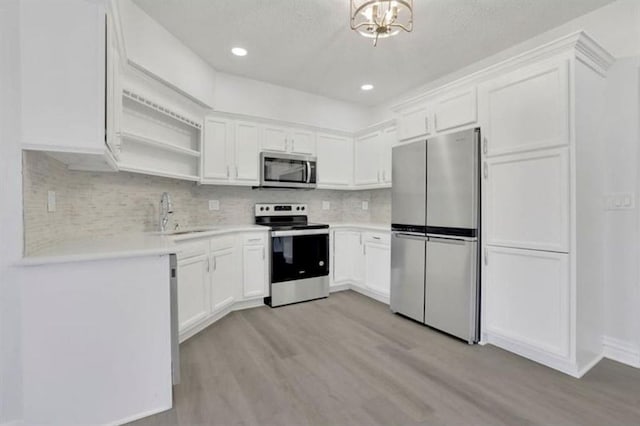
[329,223,391,232]
[164,224,268,242]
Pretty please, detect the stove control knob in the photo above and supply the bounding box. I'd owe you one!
[260,207,264,211]
[301,206,306,211]
[266,207,270,211]
[296,206,300,211]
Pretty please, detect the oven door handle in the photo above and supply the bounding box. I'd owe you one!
[271,229,329,237]
[306,161,312,184]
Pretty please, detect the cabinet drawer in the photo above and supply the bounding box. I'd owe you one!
[242,232,267,246]
[175,240,209,260]
[210,235,237,252]
[363,232,390,245]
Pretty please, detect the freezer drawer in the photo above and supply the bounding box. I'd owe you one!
[392,141,426,227]
[390,232,426,322]
[427,128,479,231]
[425,237,478,343]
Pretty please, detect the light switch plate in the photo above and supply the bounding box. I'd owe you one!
[47,190,56,212]
[322,201,330,210]
[208,200,220,211]
[362,201,369,210]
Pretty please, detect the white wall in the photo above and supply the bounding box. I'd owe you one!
[213,71,372,133]
[0,0,23,422]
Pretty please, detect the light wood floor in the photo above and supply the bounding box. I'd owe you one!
[130,290,640,426]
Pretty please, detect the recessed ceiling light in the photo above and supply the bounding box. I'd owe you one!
[361,84,374,91]
[231,47,247,57]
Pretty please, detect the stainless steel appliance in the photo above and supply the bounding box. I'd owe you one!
[260,152,317,189]
[390,127,480,343]
[255,203,329,306]
[169,253,180,384]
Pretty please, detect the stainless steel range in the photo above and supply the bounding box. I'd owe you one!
[255,203,329,307]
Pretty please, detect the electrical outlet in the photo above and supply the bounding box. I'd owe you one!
[47,191,56,212]
[322,201,330,210]
[208,200,220,211]
[362,201,369,210]
[604,193,635,210]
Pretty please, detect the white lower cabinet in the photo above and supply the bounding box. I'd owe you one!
[175,230,269,339]
[484,246,570,359]
[332,228,390,302]
[210,246,240,312]
[177,254,210,331]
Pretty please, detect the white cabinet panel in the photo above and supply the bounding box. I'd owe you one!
[397,104,431,141]
[234,121,260,184]
[203,118,232,181]
[364,241,391,297]
[355,132,382,185]
[333,230,363,284]
[484,246,570,358]
[433,87,477,132]
[482,59,570,156]
[290,129,316,155]
[380,127,395,184]
[211,247,239,312]
[242,244,267,298]
[317,133,353,187]
[485,148,569,252]
[177,255,210,331]
[262,125,288,152]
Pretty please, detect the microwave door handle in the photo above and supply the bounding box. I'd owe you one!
[306,161,312,183]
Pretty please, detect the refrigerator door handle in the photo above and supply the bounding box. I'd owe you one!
[426,234,477,243]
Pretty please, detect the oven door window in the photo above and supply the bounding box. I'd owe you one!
[263,157,308,183]
[271,234,329,283]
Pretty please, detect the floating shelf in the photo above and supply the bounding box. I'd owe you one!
[121,131,201,158]
[118,163,200,182]
[122,89,202,130]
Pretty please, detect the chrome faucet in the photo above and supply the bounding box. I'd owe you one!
[159,192,173,232]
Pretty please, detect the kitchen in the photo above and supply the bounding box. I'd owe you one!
[2,0,640,425]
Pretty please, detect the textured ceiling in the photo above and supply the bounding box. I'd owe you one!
[132,0,615,106]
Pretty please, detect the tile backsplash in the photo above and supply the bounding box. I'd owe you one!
[22,151,391,254]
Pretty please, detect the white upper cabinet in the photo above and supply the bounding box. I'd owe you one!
[397,104,431,141]
[289,129,316,156]
[380,127,395,184]
[485,147,569,253]
[355,132,382,185]
[317,133,353,188]
[433,87,478,133]
[20,0,117,171]
[262,125,289,152]
[480,58,570,157]
[234,121,260,183]
[202,117,233,182]
[202,117,259,186]
[262,125,317,156]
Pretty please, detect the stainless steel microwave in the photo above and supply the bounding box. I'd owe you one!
[260,152,317,189]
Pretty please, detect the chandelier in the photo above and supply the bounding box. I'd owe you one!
[350,0,414,47]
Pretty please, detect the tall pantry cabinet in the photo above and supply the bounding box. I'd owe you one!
[478,34,613,377]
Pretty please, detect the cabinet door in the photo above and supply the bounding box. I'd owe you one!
[262,125,288,152]
[355,132,382,185]
[234,121,260,184]
[290,129,316,155]
[481,58,570,157]
[484,246,570,358]
[317,133,353,187]
[211,247,239,312]
[433,87,477,133]
[177,255,210,332]
[243,244,267,299]
[333,231,362,283]
[203,118,232,181]
[364,242,391,296]
[397,104,430,141]
[485,148,569,252]
[380,127,395,184]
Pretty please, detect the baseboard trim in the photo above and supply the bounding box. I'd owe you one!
[603,336,640,368]
[330,283,351,293]
[0,419,24,426]
[331,281,390,305]
[107,405,171,426]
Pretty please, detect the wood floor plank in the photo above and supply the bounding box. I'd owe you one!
[129,290,640,426]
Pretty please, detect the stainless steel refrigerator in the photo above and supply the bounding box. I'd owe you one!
[390,127,480,343]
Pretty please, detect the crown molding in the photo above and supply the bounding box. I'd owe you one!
[392,31,615,112]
